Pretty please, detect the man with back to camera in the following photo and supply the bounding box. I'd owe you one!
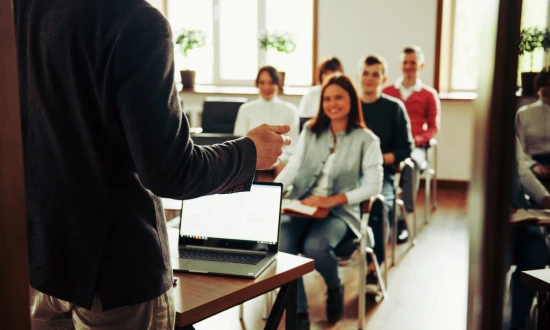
[383,45,441,242]
[358,55,414,285]
[516,70,550,190]
[14,1,290,329]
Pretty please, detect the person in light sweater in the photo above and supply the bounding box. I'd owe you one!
[298,56,344,118]
[508,138,550,330]
[516,70,550,188]
[234,65,299,162]
[275,74,383,329]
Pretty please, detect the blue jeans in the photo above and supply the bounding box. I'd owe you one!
[401,147,426,212]
[510,226,549,328]
[279,214,349,313]
[369,172,394,264]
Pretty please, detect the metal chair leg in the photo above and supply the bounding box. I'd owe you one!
[433,141,438,210]
[396,200,415,247]
[366,248,387,298]
[429,140,438,211]
[424,162,431,225]
[359,229,367,329]
[391,194,398,267]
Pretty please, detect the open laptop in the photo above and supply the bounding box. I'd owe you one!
[172,182,283,278]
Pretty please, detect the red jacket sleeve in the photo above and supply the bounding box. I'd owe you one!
[415,89,441,146]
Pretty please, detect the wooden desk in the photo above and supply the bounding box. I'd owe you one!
[169,229,314,329]
[521,269,550,329]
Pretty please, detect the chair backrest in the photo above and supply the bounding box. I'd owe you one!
[201,97,248,133]
[333,196,385,258]
[191,133,241,146]
[299,117,312,132]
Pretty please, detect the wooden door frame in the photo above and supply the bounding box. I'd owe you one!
[0,0,31,328]
[466,0,523,329]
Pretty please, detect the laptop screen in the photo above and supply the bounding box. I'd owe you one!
[179,182,282,251]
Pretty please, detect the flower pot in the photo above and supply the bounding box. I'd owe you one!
[521,72,538,96]
[278,71,285,94]
[180,70,196,89]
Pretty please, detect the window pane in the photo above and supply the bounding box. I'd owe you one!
[518,0,549,74]
[265,0,313,86]
[450,0,482,90]
[167,0,214,84]
[218,0,258,81]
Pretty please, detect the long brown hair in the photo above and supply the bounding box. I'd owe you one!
[309,73,366,136]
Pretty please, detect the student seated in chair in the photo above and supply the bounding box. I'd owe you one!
[383,46,441,228]
[516,69,550,190]
[275,74,383,329]
[234,65,300,165]
[509,138,550,330]
[358,55,414,269]
[298,56,344,118]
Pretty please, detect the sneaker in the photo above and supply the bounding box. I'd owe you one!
[297,312,310,330]
[397,220,409,244]
[326,284,344,323]
[365,271,384,303]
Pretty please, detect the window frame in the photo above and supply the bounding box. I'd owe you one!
[165,0,318,88]
[436,0,550,94]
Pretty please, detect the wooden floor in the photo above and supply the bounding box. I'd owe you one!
[193,187,469,330]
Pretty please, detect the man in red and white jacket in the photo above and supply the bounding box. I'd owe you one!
[383,46,441,240]
[383,46,441,151]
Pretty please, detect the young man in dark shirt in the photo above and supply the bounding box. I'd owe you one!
[358,55,414,271]
[14,1,290,328]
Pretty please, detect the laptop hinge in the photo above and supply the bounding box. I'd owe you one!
[181,245,267,255]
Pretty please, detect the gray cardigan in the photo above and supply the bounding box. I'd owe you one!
[276,126,383,237]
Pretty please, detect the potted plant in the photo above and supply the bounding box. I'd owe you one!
[258,31,297,90]
[542,27,550,70]
[519,27,544,95]
[175,28,207,89]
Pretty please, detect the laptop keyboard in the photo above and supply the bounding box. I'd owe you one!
[179,248,265,265]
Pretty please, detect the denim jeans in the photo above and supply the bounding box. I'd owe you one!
[401,147,426,212]
[279,214,349,313]
[510,226,549,328]
[369,172,394,265]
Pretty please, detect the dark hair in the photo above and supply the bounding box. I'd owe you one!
[309,73,366,136]
[316,57,344,84]
[358,55,388,76]
[535,69,550,90]
[402,45,425,63]
[255,65,280,87]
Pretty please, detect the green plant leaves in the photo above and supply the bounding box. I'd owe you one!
[175,28,207,58]
[258,31,297,54]
[519,27,547,55]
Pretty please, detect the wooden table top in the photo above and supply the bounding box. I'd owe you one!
[168,228,314,327]
[521,269,550,293]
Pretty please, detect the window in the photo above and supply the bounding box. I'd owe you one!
[167,0,314,87]
[440,0,549,92]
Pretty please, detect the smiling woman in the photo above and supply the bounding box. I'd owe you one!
[274,73,383,327]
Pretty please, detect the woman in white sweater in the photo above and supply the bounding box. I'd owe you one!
[234,65,299,161]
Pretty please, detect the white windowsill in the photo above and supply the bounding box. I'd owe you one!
[176,84,310,96]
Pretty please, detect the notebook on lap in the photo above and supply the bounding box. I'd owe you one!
[172,182,283,278]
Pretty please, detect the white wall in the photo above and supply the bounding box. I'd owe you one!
[179,0,476,181]
[317,0,473,181]
[318,0,437,86]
